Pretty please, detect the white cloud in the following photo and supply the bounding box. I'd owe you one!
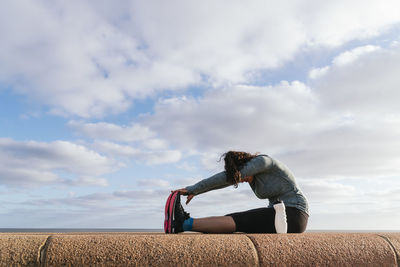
[300,0,400,47]
[308,210,400,230]
[0,138,118,187]
[312,45,400,115]
[300,179,356,204]
[93,141,140,157]
[138,149,182,165]
[68,120,155,142]
[142,138,168,150]
[144,81,321,154]
[69,120,182,164]
[309,45,380,79]
[291,45,400,178]
[136,179,170,188]
[309,66,330,80]
[1,1,400,117]
[64,176,109,187]
[176,161,198,172]
[140,44,400,180]
[95,141,182,165]
[332,45,380,66]
[93,141,182,164]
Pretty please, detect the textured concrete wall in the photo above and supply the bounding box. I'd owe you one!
[45,234,258,266]
[0,234,49,267]
[247,233,397,267]
[0,232,399,266]
[379,233,400,265]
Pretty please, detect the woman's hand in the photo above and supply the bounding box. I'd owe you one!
[171,188,194,205]
[241,175,254,183]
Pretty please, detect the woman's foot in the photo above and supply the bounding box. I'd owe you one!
[171,193,190,233]
[164,191,178,233]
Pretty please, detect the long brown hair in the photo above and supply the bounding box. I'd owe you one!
[220,151,258,188]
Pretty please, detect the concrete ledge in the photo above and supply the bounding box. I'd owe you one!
[248,233,397,267]
[378,233,400,264]
[45,234,257,266]
[0,233,399,266]
[0,234,49,266]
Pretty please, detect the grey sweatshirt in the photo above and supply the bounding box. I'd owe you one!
[185,155,309,215]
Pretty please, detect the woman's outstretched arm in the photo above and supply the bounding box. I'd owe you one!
[184,171,232,196]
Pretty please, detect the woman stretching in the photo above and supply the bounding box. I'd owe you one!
[169,151,309,234]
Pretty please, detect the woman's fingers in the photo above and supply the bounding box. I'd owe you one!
[171,188,189,195]
[186,194,194,205]
[170,189,194,204]
[170,188,193,204]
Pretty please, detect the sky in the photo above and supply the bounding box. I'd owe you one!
[1,0,400,230]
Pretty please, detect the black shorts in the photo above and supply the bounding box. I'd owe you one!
[225,206,308,233]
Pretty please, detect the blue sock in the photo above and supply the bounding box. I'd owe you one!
[183,217,194,231]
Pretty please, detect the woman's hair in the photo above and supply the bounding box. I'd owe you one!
[220,151,258,188]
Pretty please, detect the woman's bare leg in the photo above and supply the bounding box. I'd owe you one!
[191,216,236,233]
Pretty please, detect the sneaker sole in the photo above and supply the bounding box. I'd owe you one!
[164,191,179,233]
[171,192,180,233]
[164,192,173,233]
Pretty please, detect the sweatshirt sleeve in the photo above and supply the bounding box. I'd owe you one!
[185,171,232,195]
[184,156,273,196]
[239,155,273,177]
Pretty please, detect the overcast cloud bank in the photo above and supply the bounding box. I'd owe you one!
[0,138,114,187]
[1,1,400,117]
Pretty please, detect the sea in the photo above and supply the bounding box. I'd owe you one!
[0,228,164,233]
[0,228,398,233]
